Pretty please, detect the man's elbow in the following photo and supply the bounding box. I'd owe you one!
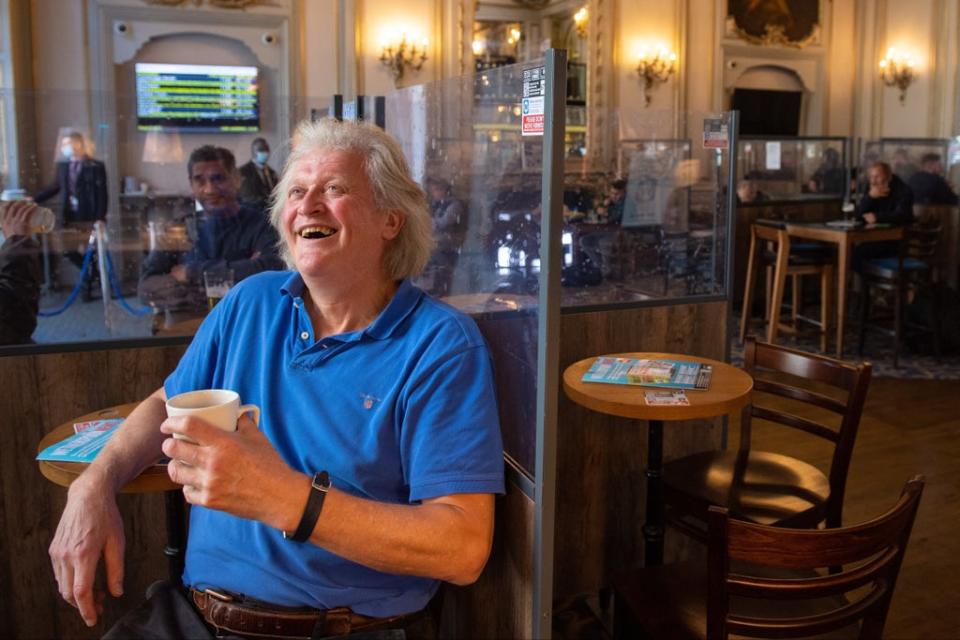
[446,531,493,586]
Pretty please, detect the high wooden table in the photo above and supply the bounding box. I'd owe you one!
[562,353,753,566]
[785,222,904,357]
[37,404,186,583]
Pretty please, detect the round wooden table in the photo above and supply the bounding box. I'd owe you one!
[37,403,186,583]
[563,353,753,566]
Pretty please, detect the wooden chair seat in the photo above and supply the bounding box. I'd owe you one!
[664,339,872,541]
[615,478,925,640]
[664,450,830,529]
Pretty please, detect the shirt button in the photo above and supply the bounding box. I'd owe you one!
[300,331,309,340]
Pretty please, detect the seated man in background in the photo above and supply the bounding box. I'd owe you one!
[854,161,915,271]
[0,200,42,345]
[423,176,467,296]
[806,147,847,195]
[735,178,769,205]
[50,119,504,639]
[139,145,284,311]
[907,153,958,206]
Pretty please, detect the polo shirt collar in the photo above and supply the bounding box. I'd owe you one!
[280,274,422,341]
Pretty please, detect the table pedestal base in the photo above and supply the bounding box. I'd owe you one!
[163,490,187,585]
[643,419,664,566]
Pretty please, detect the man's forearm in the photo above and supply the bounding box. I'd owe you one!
[267,478,494,586]
[76,388,169,494]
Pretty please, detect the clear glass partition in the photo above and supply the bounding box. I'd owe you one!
[559,110,737,307]
[736,136,850,201]
[387,61,548,476]
[857,137,959,202]
[0,88,337,348]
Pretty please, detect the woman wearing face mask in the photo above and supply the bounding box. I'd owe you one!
[33,130,108,297]
[238,137,279,212]
[34,131,108,227]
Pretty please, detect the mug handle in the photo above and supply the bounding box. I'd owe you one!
[239,404,260,427]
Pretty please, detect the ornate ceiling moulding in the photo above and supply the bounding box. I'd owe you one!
[509,0,551,10]
[726,0,820,49]
[142,0,275,8]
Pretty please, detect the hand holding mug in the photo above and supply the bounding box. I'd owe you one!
[164,389,258,440]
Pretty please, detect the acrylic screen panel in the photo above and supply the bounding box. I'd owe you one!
[386,62,548,476]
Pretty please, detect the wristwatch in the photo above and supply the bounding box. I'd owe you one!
[283,471,331,543]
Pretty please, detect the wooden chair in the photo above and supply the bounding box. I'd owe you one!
[613,476,924,640]
[662,338,872,541]
[740,222,835,352]
[858,221,942,367]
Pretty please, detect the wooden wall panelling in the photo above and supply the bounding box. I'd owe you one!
[442,478,534,638]
[0,344,186,639]
[552,301,729,598]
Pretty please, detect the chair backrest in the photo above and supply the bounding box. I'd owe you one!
[901,220,942,263]
[740,338,873,526]
[707,476,924,640]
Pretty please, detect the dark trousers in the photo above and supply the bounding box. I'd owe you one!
[103,581,436,640]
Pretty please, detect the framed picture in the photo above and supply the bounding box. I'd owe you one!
[728,0,820,48]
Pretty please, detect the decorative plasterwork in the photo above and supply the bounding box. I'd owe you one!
[725,15,820,49]
[142,0,276,8]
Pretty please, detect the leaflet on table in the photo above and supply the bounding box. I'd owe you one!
[37,419,124,463]
[582,356,713,390]
[644,390,690,406]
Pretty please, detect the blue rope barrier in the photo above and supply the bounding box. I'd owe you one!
[104,250,152,317]
[37,243,95,317]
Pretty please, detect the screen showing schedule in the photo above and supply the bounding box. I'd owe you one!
[135,63,259,132]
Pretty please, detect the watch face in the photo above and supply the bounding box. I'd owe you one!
[312,470,331,491]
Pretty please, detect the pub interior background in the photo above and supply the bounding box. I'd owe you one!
[2,0,960,638]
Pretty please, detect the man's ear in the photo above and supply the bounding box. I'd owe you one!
[382,210,406,240]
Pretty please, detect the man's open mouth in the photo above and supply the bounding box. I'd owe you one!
[299,226,337,239]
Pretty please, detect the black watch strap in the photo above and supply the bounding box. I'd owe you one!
[284,471,331,543]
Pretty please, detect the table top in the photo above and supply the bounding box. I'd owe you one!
[785,221,904,243]
[562,353,753,421]
[37,403,177,493]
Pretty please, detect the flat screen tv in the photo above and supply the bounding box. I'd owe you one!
[135,62,259,132]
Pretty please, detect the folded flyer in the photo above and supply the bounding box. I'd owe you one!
[582,356,712,390]
[37,419,123,463]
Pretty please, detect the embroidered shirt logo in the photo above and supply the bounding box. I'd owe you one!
[360,393,381,410]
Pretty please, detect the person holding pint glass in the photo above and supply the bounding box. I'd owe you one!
[50,119,504,639]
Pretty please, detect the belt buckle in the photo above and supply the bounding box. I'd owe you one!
[203,587,234,603]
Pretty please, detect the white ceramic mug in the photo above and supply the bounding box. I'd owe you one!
[165,389,259,442]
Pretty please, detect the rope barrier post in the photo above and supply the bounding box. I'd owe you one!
[94,221,111,306]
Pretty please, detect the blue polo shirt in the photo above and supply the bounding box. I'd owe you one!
[166,271,504,616]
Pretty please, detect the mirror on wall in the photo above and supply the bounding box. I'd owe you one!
[470,1,591,161]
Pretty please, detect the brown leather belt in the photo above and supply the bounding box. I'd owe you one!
[190,587,417,639]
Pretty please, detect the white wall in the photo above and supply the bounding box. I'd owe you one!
[21,0,960,171]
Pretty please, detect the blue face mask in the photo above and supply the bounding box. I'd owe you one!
[61,144,74,159]
[254,151,270,166]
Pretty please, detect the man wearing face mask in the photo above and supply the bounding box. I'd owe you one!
[35,131,108,227]
[238,137,278,211]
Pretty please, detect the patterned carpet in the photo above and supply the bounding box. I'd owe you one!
[732,327,960,379]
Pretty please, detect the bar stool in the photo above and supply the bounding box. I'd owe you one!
[739,222,835,352]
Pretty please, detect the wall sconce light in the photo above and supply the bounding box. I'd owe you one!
[879,47,916,104]
[379,34,428,85]
[573,7,588,39]
[635,45,677,107]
